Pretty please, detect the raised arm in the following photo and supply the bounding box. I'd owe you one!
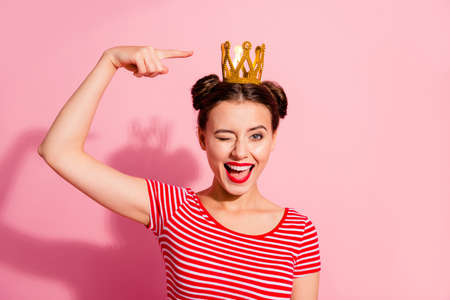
[38,46,193,226]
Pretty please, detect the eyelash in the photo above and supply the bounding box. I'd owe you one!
[217,134,263,141]
[251,133,263,140]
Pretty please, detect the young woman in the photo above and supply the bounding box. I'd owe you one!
[38,45,321,299]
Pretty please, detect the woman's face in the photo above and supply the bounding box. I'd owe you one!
[198,100,277,196]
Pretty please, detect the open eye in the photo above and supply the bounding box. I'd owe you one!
[251,133,263,140]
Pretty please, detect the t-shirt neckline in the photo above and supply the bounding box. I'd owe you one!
[187,188,289,239]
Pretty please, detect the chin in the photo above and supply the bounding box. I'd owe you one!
[220,170,257,196]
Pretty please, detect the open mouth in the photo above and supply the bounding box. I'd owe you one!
[224,163,255,183]
[224,163,254,172]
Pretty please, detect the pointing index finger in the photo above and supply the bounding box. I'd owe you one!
[156,49,194,59]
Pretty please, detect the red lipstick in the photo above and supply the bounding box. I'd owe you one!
[225,162,254,166]
[224,162,254,184]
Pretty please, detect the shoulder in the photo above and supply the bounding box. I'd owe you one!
[146,179,194,200]
[146,178,191,190]
[286,208,313,225]
[285,208,320,236]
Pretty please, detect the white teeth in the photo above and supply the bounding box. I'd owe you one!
[226,164,252,171]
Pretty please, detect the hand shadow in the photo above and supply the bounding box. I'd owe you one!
[0,118,200,299]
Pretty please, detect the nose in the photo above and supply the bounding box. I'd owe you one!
[231,138,248,160]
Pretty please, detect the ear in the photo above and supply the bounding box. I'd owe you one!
[197,127,206,151]
[271,130,278,152]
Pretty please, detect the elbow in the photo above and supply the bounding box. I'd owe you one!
[37,143,83,165]
[38,144,45,157]
[37,143,53,161]
[37,142,50,159]
[37,144,58,166]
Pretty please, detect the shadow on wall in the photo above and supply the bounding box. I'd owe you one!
[0,118,200,299]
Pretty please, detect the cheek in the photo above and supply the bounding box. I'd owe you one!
[205,139,230,164]
[251,141,272,162]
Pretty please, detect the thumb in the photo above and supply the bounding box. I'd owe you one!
[156,49,194,59]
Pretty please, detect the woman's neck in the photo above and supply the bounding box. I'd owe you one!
[198,177,265,212]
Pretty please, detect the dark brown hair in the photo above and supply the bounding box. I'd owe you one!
[191,74,288,132]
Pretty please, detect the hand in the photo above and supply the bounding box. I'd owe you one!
[103,45,193,78]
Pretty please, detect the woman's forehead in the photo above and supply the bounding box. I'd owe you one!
[207,101,271,130]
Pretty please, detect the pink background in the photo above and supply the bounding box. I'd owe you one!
[1,0,449,299]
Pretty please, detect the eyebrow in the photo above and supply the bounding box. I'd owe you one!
[214,125,268,134]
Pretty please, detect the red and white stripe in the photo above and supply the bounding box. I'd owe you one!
[145,178,321,299]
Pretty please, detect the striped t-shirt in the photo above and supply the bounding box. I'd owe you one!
[144,178,321,299]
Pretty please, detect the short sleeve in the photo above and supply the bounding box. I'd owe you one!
[293,216,322,278]
[144,178,186,237]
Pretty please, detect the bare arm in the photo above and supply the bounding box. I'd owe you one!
[38,46,193,226]
[291,272,320,300]
[38,52,117,157]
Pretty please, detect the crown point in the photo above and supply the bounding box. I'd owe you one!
[221,40,265,85]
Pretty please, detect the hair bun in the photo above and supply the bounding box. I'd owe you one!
[261,81,288,118]
[191,74,221,110]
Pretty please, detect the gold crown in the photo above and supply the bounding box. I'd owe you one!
[221,41,265,84]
